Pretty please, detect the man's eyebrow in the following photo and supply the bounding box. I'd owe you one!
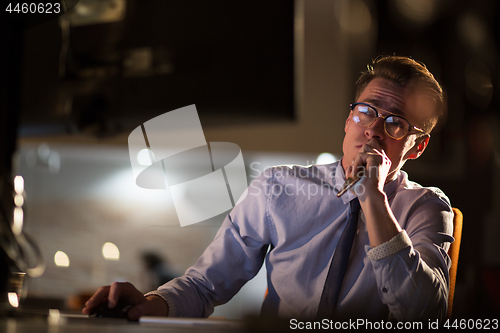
[363,97,379,106]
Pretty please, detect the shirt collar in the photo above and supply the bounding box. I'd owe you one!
[329,158,400,204]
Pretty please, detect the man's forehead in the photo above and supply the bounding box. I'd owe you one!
[357,79,409,114]
[358,78,438,118]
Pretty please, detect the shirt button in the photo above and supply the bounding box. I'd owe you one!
[382,287,388,293]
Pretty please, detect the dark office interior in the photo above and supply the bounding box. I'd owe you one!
[1,0,499,328]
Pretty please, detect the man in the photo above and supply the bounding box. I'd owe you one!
[83,56,454,321]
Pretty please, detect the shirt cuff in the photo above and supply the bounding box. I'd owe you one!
[367,230,412,261]
[144,290,176,317]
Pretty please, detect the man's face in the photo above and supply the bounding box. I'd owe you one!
[342,78,434,179]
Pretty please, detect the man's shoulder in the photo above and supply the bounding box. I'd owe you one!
[395,170,452,208]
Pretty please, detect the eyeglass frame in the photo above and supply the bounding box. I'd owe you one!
[349,102,428,140]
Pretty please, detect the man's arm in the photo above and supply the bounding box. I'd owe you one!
[367,195,454,320]
[146,171,273,317]
[349,140,454,320]
[360,186,402,247]
[83,217,268,319]
[83,171,272,319]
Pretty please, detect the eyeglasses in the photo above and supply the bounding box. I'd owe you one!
[350,102,428,140]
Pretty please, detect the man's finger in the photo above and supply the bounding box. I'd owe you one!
[351,154,363,173]
[85,286,110,308]
[366,138,382,149]
[108,281,125,308]
[82,285,110,314]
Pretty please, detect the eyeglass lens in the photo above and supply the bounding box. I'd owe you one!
[353,104,410,139]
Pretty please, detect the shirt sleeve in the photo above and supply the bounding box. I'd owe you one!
[367,230,412,261]
[146,170,273,318]
[367,190,455,321]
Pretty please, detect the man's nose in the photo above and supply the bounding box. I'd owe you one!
[364,118,385,139]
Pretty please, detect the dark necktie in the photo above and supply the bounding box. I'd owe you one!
[316,198,361,319]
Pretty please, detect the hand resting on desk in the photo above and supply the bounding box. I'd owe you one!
[82,282,169,321]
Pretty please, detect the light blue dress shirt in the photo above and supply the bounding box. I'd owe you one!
[147,160,454,321]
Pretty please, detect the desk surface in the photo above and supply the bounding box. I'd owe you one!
[0,316,245,333]
[0,308,293,332]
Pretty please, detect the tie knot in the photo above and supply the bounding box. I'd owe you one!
[350,198,360,214]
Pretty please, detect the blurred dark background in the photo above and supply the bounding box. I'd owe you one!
[371,0,500,320]
[1,0,499,319]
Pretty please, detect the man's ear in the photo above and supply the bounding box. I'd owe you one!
[405,135,430,160]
